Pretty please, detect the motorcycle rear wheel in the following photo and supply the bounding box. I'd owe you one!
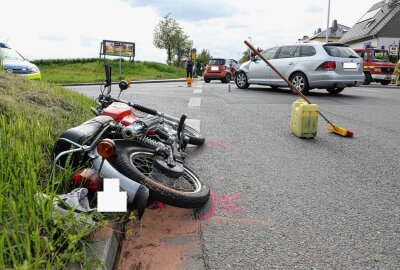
[113,147,210,208]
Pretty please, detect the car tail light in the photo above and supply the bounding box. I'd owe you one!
[71,168,102,200]
[316,61,336,71]
[222,66,226,70]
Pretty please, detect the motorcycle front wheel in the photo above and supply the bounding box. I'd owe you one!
[113,147,210,208]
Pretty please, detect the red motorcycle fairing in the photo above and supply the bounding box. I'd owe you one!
[101,102,137,124]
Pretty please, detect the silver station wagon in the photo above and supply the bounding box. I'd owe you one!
[235,42,365,94]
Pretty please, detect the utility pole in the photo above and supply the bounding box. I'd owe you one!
[326,0,331,43]
[248,37,252,59]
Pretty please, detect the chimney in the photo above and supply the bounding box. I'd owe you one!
[332,19,338,31]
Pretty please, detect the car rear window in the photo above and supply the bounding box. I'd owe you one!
[209,59,226,65]
[323,45,359,58]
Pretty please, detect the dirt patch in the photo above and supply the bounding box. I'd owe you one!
[117,206,204,270]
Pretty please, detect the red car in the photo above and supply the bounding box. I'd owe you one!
[203,58,238,83]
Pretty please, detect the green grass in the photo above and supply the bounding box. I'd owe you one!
[33,59,186,83]
[0,73,104,269]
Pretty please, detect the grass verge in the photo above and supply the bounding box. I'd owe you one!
[33,59,186,83]
[0,73,103,269]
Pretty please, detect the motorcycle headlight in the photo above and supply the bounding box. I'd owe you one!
[29,66,39,73]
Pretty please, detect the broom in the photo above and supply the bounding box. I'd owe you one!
[244,40,353,137]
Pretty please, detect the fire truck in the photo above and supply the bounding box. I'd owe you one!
[353,47,395,85]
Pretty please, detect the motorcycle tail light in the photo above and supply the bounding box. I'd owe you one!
[70,168,102,200]
[316,61,336,71]
[97,139,116,158]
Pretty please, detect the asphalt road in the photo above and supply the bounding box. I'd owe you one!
[67,81,400,270]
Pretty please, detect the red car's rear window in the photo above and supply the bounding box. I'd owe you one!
[209,59,226,65]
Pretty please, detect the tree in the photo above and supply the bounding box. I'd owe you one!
[173,35,193,67]
[153,14,192,66]
[195,49,213,75]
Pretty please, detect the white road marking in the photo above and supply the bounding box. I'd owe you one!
[186,119,201,132]
[193,89,202,94]
[185,119,201,148]
[188,97,201,107]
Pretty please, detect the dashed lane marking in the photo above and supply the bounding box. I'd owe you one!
[188,97,201,107]
[193,89,202,94]
[185,119,201,132]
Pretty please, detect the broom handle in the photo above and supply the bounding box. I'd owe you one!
[244,41,334,126]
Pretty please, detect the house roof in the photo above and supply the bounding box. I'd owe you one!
[340,0,400,44]
[309,22,350,40]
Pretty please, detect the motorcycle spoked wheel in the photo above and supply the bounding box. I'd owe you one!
[163,120,205,146]
[113,147,210,208]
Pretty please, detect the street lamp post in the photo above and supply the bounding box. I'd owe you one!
[326,0,331,43]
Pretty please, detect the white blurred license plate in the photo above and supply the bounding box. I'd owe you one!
[343,63,357,69]
[211,66,218,71]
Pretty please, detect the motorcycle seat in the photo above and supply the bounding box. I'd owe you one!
[53,116,114,169]
[60,115,114,145]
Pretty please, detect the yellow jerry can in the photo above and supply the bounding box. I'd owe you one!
[290,99,319,138]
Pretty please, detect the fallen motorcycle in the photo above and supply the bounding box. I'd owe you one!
[52,66,210,212]
[91,65,205,148]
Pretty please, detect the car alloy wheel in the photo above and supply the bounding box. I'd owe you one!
[292,75,305,91]
[290,73,309,94]
[235,72,249,89]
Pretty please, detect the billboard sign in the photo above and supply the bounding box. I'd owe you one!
[102,40,135,57]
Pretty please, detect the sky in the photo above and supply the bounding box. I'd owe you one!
[1,0,380,63]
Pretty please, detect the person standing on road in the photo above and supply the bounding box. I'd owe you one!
[185,57,194,79]
[396,58,400,86]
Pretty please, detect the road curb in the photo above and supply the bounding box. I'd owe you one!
[61,78,187,87]
[68,222,123,270]
[359,84,399,89]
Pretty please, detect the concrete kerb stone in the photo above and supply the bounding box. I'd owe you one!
[67,222,124,270]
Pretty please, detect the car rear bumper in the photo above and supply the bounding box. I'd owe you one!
[308,72,365,88]
[372,74,395,81]
[204,71,228,79]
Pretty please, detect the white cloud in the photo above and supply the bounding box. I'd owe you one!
[1,0,379,62]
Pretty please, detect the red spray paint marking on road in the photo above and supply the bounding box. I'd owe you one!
[199,191,243,220]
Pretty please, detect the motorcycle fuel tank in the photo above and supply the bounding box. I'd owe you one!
[101,102,136,123]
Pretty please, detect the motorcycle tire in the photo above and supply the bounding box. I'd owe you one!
[113,147,210,208]
[164,120,205,146]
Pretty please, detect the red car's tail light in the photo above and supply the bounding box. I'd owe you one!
[316,61,336,71]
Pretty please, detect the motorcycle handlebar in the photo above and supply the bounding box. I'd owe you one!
[105,65,112,87]
[131,104,158,116]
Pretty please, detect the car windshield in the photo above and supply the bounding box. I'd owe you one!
[323,45,359,58]
[0,48,25,61]
[370,50,389,62]
[209,59,226,65]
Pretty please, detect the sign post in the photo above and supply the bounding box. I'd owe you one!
[100,40,136,79]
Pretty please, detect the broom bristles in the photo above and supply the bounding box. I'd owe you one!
[327,124,353,137]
